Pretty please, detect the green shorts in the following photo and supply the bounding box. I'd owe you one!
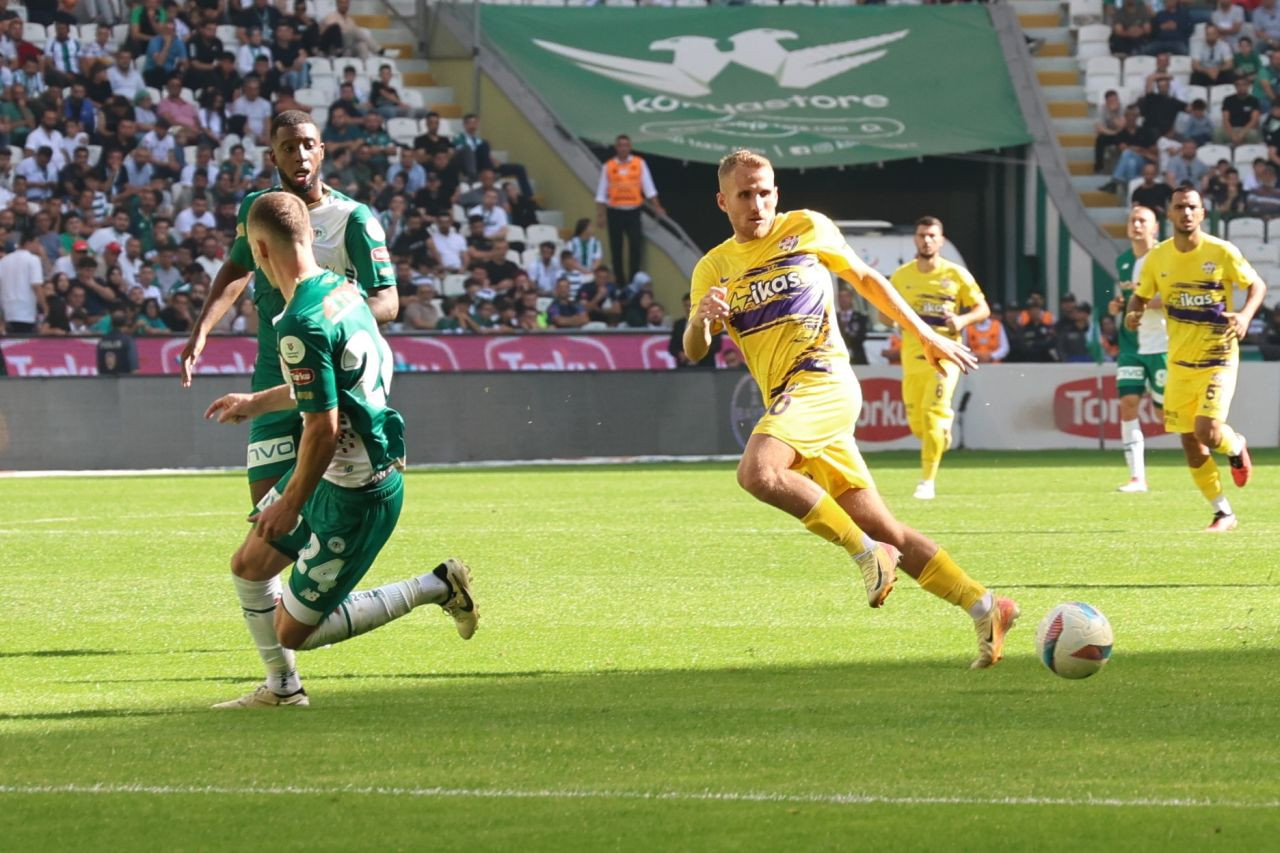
[1116,350,1167,405]
[247,411,303,484]
[246,356,300,485]
[255,467,404,625]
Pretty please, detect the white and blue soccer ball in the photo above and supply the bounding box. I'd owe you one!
[1035,602,1114,679]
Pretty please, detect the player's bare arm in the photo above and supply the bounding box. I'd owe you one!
[683,285,729,363]
[365,286,399,325]
[1125,293,1149,330]
[945,298,991,334]
[205,384,295,423]
[838,262,977,375]
[180,259,252,387]
[253,407,339,541]
[1224,276,1268,340]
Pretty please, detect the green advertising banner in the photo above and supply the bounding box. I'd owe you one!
[480,6,1030,169]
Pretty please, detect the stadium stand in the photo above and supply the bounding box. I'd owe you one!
[0,0,664,342]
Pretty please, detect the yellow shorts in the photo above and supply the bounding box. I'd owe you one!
[752,372,874,496]
[1163,364,1237,433]
[902,359,961,439]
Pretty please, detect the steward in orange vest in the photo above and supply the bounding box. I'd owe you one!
[595,134,667,284]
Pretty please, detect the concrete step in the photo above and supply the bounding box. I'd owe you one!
[1081,190,1124,208]
[1068,161,1096,175]
[1024,26,1070,40]
[353,13,391,28]
[1034,57,1082,72]
[1039,42,1071,57]
[1039,69,1080,85]
[1041,84,1086,101]
[403,70,435,86]
[1020,13,1063,27]
[1048,100,1089,118]
[431,103,463,118]
[416,85,455,104]
[1010,0,1063,12]
[1071,174,1111,193]
[1054,117,1097,134]
[1090,207,1130,223]
[1058,133,1096,147]
[1102,222,1128,237]
[537,209,566,229]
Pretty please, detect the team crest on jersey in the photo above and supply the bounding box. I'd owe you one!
[280,335,306,364]
[779,235,799,252]
[1202,262,1217,274]
[313,226,325,241]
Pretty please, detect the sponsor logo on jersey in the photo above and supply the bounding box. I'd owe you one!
[856,377,911,441]
[1177,291,1219,307]
[371,246,391,263]
[1053,376,1164,439]
[290,367,315,385]
[746,269,804,305]
[280,335,306,364]
[919,300,950,315]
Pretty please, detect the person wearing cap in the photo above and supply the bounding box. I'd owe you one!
[55,238,92,278]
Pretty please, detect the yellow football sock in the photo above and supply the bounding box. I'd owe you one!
[921,425,947,482]
[1190,457,1224,502]
[801,493,873,556]
[915,548,987,612]
[1212,424,1242,457]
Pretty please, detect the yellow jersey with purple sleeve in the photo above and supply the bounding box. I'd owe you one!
[1135,234,1259,430]
[690,209,872,494]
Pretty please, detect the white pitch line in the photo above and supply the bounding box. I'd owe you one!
[0,783,1275,810]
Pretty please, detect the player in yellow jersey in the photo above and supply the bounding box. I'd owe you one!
[888,217,990,500]
[1128,186,1265,531]
[685,150,1019,668]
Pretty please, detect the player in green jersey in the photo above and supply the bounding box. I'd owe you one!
[180,111,399,506]
[204,193,475,708]
[1107,205,1168,493]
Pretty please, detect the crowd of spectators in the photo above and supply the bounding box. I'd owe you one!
[0,0,673,345]
[1094,6,1280,222]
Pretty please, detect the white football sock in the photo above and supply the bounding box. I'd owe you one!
[297,572,449,651]
[232,574,301,696]
[968,591,994,620]
[1121,419,1145,481]
[1212,495,1233,516]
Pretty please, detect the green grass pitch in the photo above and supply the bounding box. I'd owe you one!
[2,450,1278,850]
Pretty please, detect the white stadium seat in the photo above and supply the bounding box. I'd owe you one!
[1195,143,1232,167]
[1226,217,1266,239]
[1233,144,1268,168]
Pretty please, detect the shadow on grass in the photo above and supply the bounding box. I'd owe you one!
[0,648,238,659]
[404,448,1280,475]
[3,648,1279,808]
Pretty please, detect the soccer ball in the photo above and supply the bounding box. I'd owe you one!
[1035,602,1114,679]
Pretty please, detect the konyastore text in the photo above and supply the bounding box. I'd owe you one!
[623,92,890,115]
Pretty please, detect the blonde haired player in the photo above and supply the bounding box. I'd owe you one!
[1128,186,1265,531]
[887,216,989,500]
[685,150,1019,668]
